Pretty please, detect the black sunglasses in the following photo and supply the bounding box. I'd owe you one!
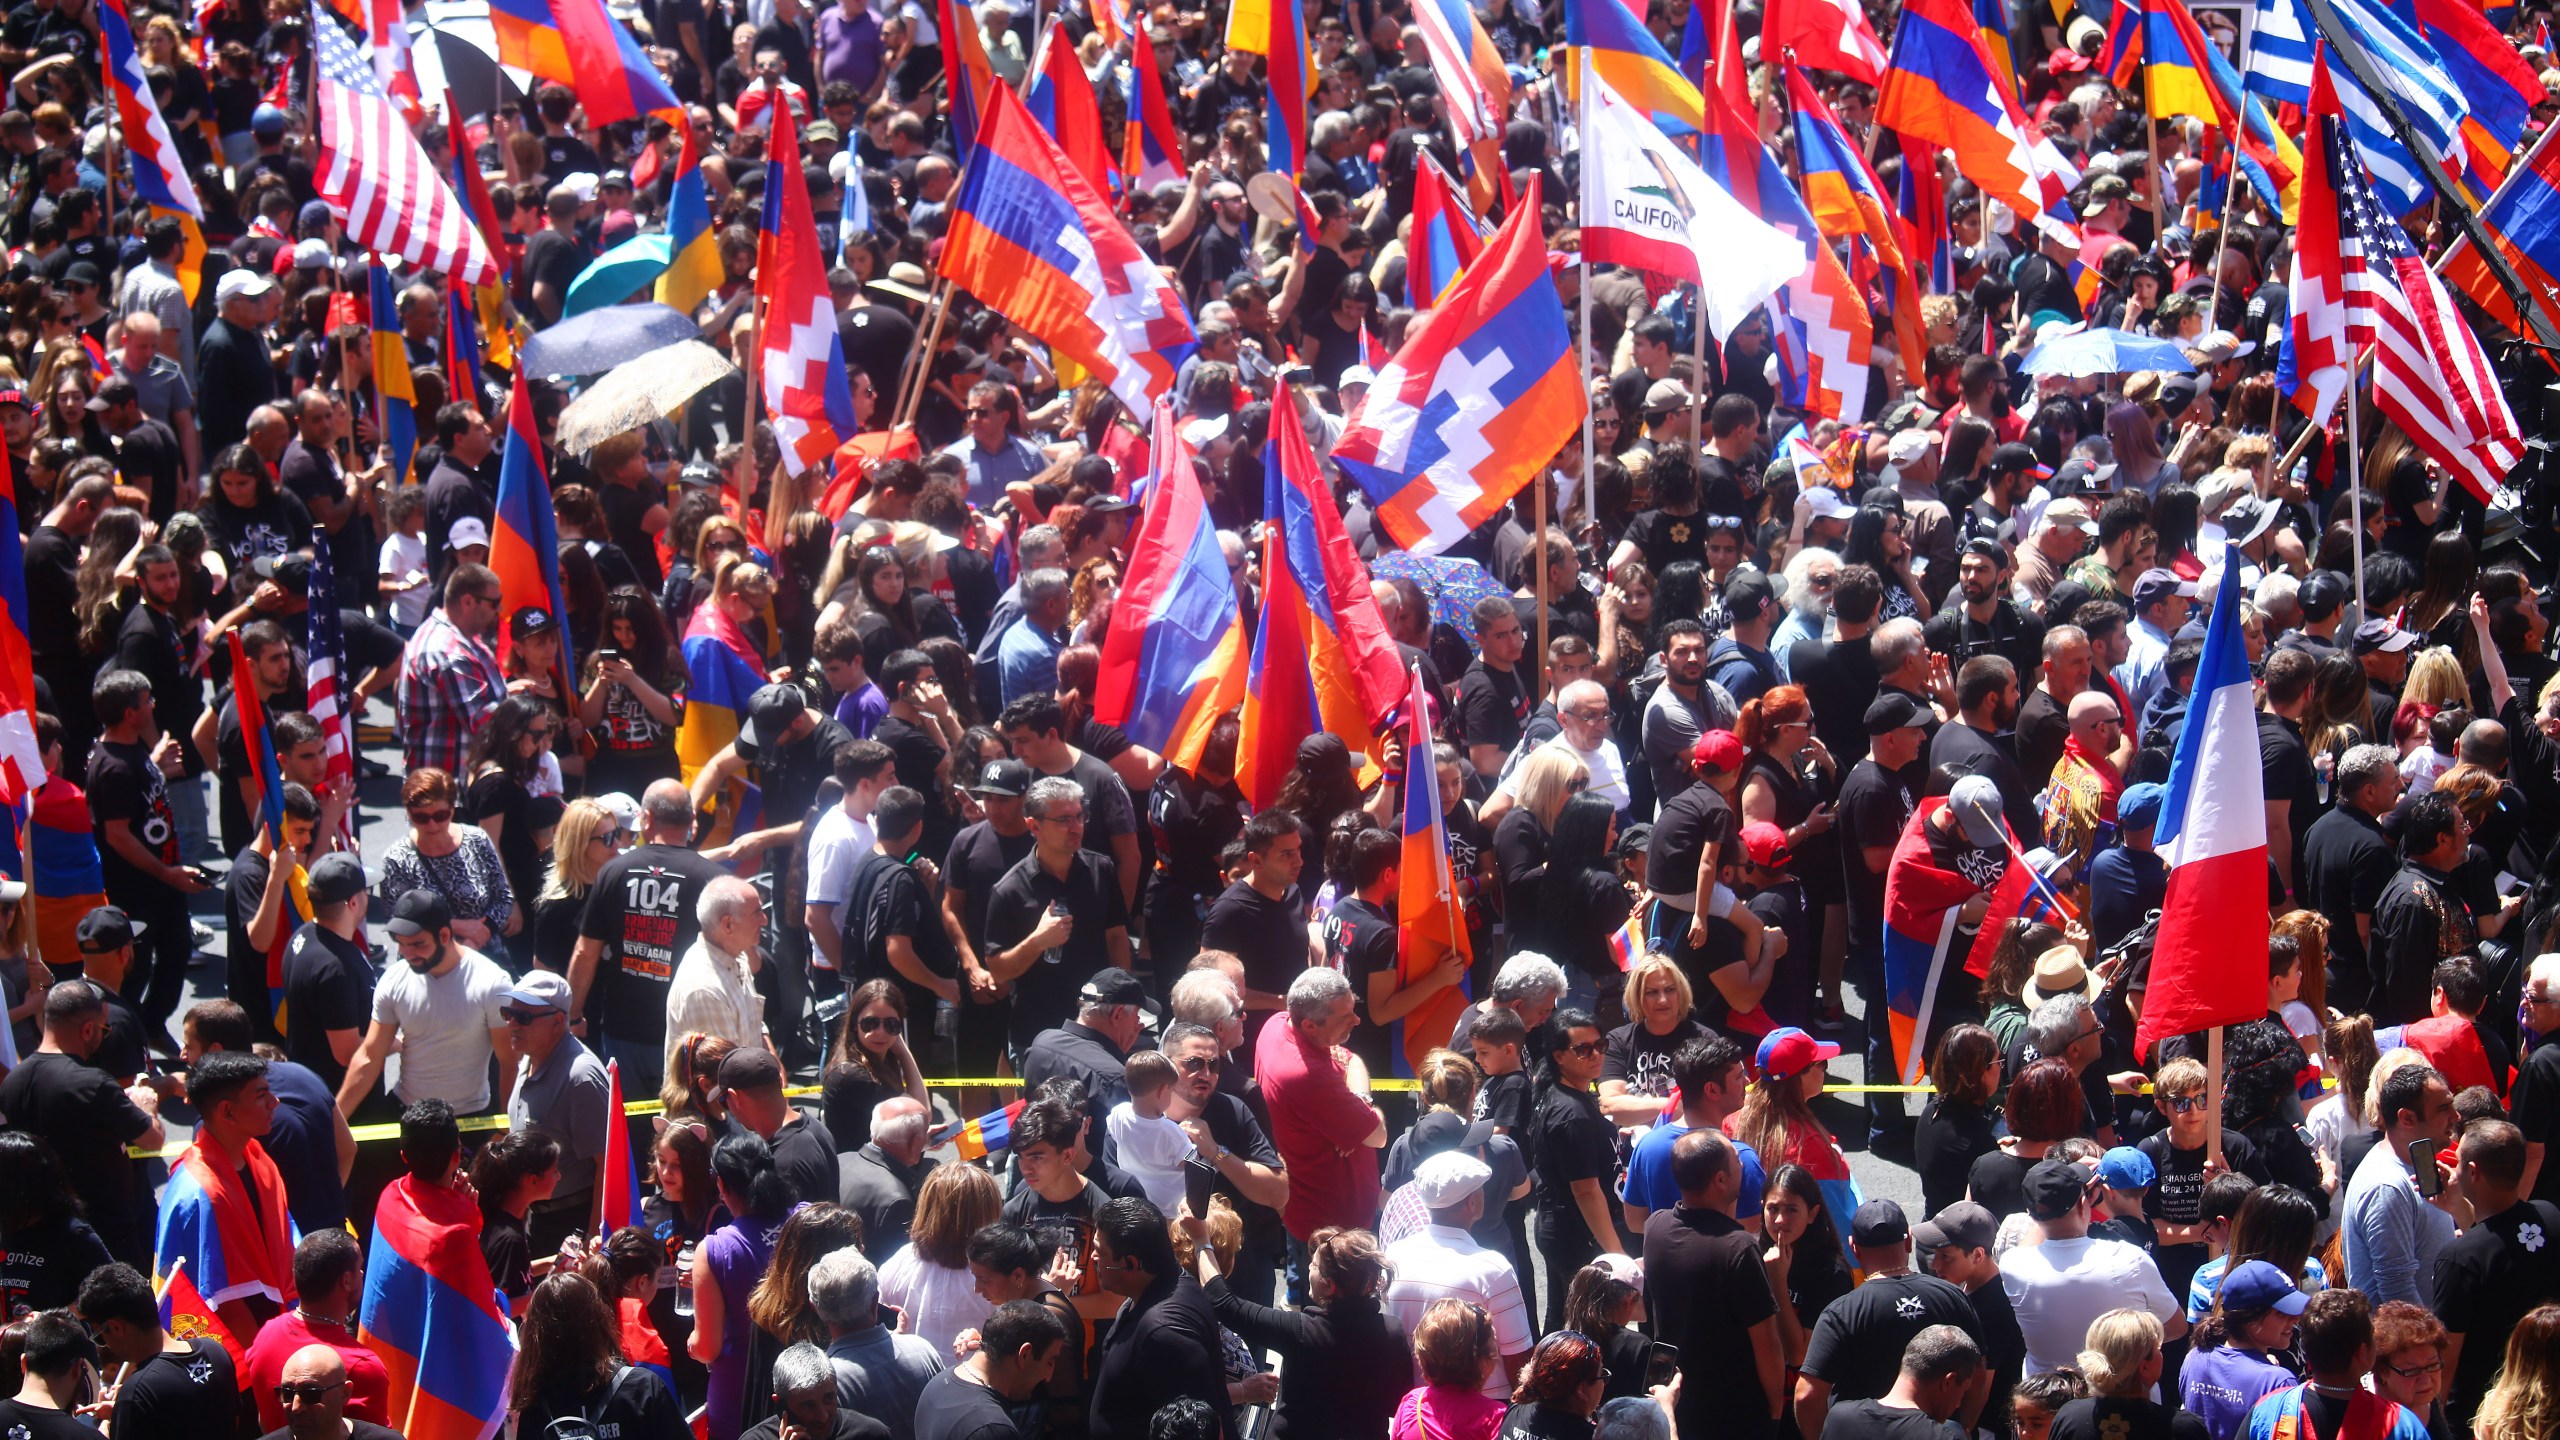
[858,1015,904,1035]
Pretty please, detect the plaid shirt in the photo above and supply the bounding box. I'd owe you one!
[396,609,505,775]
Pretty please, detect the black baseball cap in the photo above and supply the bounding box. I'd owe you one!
[386,888,453,937]
[1410,1109,1497,1158]
[307,852,368,907]
[2299,570,2351,621]
[252,551,313,597]
[1079,969,1149,1008]
[1865,692,1930,735]
[709,1046,785,1105]
[737,682,807,758]
[2024,1157,2097,1220]
[966,758,1032,797]
[76,905,142,951]
[1849,1199,1910,1248]
[1724,569,1776,624]
[508,606,559,640]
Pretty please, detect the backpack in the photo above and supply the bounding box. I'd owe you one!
[543,1365,645,1440]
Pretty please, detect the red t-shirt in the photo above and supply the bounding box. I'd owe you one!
[243,1308,394,1431]
[1252,1010,1383,1240]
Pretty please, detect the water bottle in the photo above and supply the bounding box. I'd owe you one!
[673,1242,697,1318]
[1041,901,1070,966]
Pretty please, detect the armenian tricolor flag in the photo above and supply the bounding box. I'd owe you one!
[2442,119,2560,338]
[1563,0,1706,135]
[937,0,999,163]
[226,630,303,1031]
[596,1060,643,1236]
[1024,24,1114,194]
[1121,24,1184,190]
[1262,0,1313,181]
[946,1099,1026,1160]
[1092,407,1246,771]
[1394,667,1471,1075]
[489,367,568,672]
[1788,66,1926,385]
[656,120,722,315]
[362,1175,517,1440]
[1880,796,2031,1083]
[0,438,42,809]
[488,0,680,125]
[1236,398,1406,807]
[368,260,417,489]
[1407,151,1485,309]
[1878,0,2069,243]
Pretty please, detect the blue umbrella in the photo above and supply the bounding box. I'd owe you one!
[2018,327,2198,378]
[563,234,672,319]
[517,302,699,378]
[1367,551,1509,643]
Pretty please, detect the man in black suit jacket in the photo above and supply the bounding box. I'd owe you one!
[1087,1197,1238,1440]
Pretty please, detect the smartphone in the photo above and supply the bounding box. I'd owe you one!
[2409,1139,2444,1197]
[596,647,623,665]
[1646,1341,1681,1389]
[1183,1156,1219,1219]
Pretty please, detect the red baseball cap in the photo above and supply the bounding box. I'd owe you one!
[1739,821,1792,869]
[1755,1027,1843,1081]
[1691,731,1745,775]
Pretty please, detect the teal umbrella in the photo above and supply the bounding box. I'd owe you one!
[563,233,672,318]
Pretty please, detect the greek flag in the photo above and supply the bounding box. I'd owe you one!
[2291,0,2471,212]
[2245,0,2314,102]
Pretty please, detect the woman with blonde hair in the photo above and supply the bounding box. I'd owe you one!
[2392,649,2469,753]
[1492,746,1588,905]
[528,798,617,973]
[1380,1050,1529,1263]
[877,1162,1000,1357]
[1596,955,1704,1123]
[2474,1304,2560,1440]
[2052,1309,2203,1440]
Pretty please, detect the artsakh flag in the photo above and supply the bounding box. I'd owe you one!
[756,99,860,477]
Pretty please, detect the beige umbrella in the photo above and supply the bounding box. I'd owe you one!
[554,339,738,455]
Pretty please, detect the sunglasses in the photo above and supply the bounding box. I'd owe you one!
[409,808,454,824]
[499,1007,557,1026]
[1566,1039,1605,1057]
[2165,1093,2207,1114]
[275,1381,347,1405]
[1175,1054,1218,1074]
[858,1015,904,1035]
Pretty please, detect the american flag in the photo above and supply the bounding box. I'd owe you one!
[2324,61,2524,505]
[306,527,359,842]
[313,14,497,286]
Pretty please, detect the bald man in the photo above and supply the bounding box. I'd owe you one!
[2040,690,2128,879]
[1484,678,1631,820]
[260,1345,404,1440]
[837,1094,937,1262]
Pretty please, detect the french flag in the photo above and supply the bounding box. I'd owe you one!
[2137,542,2270,1058]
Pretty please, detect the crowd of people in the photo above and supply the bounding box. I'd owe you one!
[5,0,2560,1431]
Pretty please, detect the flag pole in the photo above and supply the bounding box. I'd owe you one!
[2206,1022,2226,1167]
[1535,467,1552,703]
[2345,378,2366,627]
[1576,46,1596,547]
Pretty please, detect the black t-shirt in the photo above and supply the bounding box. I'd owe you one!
[464,771,557,912]
[1648,783,1737,896]
[1498,1402,1596,1440]
[1324,894,1400,1073]
[114,604,200,760]
[1054,750,1140,860]
[116,1339,236,1440]
[1643,1204,1779,1440]
[2300,805,2397,997]
[483,1207,533,1302]
[0,1398,100,1440]
[1836,759,1918,945]
[2433,1198,2560,1422]
[280,921,373,1090]
[1603,1018,1705,1105]
[2048,1398,2207,1440]
[88,737,178,896]
[520,229,591,325]
[1458,659,1533,754]
[856,855,956,1020]
[0,1212,113,1319]
[984,851,1129,1048]
[598,479,666,592]
[1625,508,1710,574]
[769,1110,840,1207]
[2258,712,2320,889]
[1476,1068,1536,1166]
[0,1054,152,1255]
[1201,880,1310,1004]
[873,715,955,858]
[944,821,1036,953]
[2512,1040,2560,1208]
[579,843,729,1045]
[912,1367,1021,1440]
[1188,1088,1286,1251]
[1530,1084,1616,1245]
[2138,1127,2267,1304]
[1799,1272,1981,1402]
[1819,1401,1966,1440]
[1149,769,1244,903]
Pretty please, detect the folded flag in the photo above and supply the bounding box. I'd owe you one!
[1760,0,1891,83]
[2441,118,2560,339]
[596,1060,643,1236]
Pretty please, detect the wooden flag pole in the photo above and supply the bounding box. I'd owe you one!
[1534,468,1552,703]
[2207,1023,2226,1169]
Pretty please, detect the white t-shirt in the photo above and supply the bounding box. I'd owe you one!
[1496,734,1632,814]
[1999,1234,2183,1376]
[379,531,431,627]
[1106,1100,1195,1214]
[371,944,511,1111]
[806,804,878,914]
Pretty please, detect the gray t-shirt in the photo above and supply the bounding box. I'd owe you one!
[1640,675,1738,810]
[371,945,511,1111]
[119,355,196,425]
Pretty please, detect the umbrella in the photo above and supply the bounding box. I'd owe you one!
[564,234,672,318]
[2019,327,2198,378]
[1367,551,1509,644]
[555,340,737,454]
[518,303,699,377]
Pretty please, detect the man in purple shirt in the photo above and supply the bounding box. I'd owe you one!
[814,0,887,99]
